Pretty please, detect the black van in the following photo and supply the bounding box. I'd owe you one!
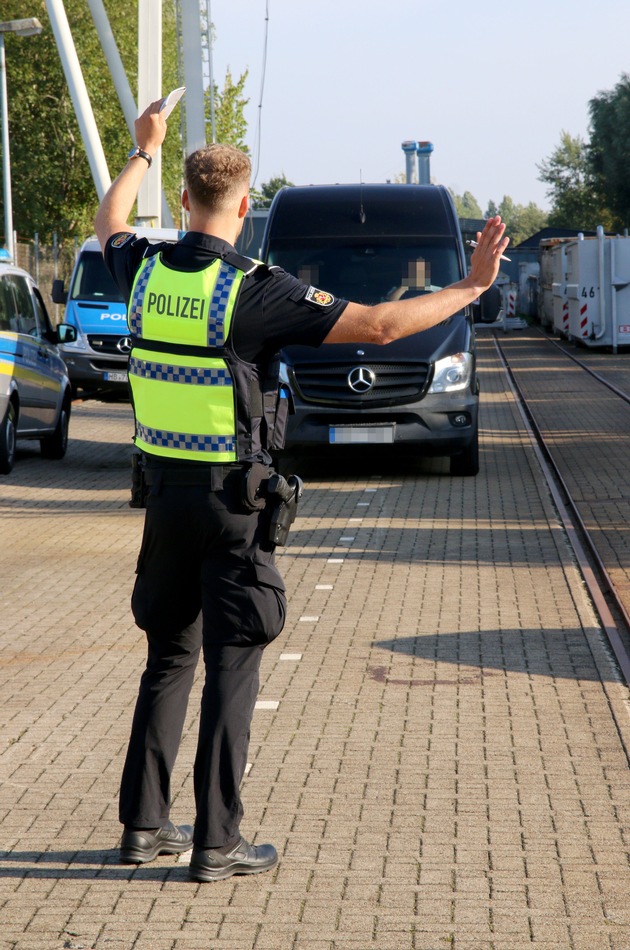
[261,183,479,476]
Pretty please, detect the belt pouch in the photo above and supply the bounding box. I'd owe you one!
[241,462,269,511]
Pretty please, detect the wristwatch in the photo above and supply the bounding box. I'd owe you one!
[127,145,152,167]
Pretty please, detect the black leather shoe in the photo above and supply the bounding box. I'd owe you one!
[119,821,193,864]
[189,836,278,882]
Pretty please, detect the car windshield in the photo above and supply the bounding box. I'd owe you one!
[267,240,461,306]
[70,251,125,303]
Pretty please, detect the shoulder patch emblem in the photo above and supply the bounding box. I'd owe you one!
[111,233,134,249]
[305,286,335,308]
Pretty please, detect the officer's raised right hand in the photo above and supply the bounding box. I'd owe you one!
[134,99,168,159]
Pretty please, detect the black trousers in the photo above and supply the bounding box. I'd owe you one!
[119,470,286,849]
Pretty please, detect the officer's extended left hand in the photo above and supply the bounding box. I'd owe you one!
[468,216,509,292]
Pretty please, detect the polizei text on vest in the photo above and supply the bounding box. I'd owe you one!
[146,292,206,320]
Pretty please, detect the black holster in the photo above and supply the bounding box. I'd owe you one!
[267,472,304,546]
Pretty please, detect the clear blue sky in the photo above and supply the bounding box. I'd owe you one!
[208,0,630,213]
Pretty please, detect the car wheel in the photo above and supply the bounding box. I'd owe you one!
[40,403,70,460]
[0,402,17,474]
[449,423,479,477]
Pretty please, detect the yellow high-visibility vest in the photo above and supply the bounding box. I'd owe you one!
[128,253,258,464]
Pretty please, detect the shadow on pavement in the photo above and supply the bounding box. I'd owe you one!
[0,848,190,881]
[373,628,615,682]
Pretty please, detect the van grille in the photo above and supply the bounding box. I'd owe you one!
[87,334,130,357]
[292,361,430,406]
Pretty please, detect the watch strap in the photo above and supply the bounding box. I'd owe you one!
[128,146,153,168]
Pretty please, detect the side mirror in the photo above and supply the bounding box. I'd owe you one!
[51,279,68,305]
[57,323,77,344]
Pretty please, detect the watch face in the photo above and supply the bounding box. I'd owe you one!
[127,146,139,160]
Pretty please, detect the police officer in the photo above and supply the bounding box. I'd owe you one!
[95,99,508,883]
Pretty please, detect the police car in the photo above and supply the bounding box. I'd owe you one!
[51,230,182,396]
[0,259,75,474]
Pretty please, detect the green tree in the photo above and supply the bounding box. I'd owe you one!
[251,174,294,209]
[449,190,482,219]
[206,67,249,150]
[489,195,548,245]
[485,200,498,218]
[1,0,179,242]
[588,73,630,229]
[537,131,611,230]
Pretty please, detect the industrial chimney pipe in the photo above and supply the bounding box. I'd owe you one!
[401,140,417,184]
[416,141,433,185]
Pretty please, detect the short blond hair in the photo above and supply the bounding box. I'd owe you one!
[184,144,251,213]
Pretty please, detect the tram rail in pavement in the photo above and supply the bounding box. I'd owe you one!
[491,327,630,670]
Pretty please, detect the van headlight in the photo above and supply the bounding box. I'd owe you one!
[428,352,473,393]
[61,331,88,351]
[279,360,291,385]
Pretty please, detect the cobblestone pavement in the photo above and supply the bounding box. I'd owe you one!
[0,342,629,950]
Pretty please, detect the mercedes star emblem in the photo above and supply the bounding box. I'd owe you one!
[347,366,376,393]
[117,336,132,354]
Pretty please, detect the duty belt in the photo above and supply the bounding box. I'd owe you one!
[143,464,247,489]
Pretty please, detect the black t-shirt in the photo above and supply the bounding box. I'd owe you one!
[104,230,348,363]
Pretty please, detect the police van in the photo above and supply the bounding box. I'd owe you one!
[262,183,481,475]
[52,228,182,396]
[0,261,75,473]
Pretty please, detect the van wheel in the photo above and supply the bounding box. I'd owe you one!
[40,404,70,460]
[449,424,479,477]
[0,402,17,474]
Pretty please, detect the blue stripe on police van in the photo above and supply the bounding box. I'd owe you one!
[136,423,235,453]
[129,255,159,336]
[129,357,233,385]
[207,262,237,347]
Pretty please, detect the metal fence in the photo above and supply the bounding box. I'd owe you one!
[14,234,79,324]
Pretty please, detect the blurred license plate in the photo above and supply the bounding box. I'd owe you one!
[329,425,395,444]
[105,371,128,382]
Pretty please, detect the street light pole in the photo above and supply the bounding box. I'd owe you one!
[0,18,43,262]
[0,33,13,260]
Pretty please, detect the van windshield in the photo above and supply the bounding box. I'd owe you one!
[70,251,125,303]
[267,240,461,306]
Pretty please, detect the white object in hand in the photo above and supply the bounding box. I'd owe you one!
[160,87,186,119]
[466,239,511,262]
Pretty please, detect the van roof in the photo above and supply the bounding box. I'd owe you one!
[266,184,459,240]
[79,227,184,253]
[0,261,36,281]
